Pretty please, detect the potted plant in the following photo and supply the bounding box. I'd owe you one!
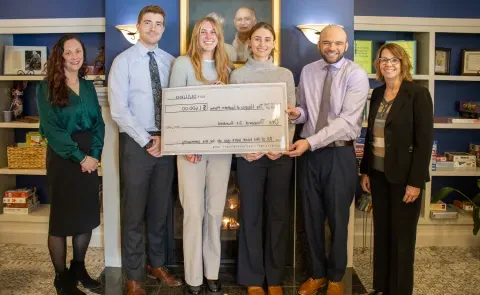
[431,179,480,235]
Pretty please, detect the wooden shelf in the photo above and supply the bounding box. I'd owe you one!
[0,204,105,224]
[367,74,429,80]
[431,167,480,177]
[0,75,105,81]
[434,123,480,129]
[0,167,103,176]
[0,204,49,223]
[434,75,480,82]
[423,213,474,225]
[0,122,39,128]
[355,208,474,225]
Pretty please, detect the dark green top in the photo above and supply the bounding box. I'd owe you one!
[36,79,105,163]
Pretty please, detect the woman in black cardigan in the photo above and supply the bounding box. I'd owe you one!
[360,43,433,295]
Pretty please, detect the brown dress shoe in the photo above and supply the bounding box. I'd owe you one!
[126,280,146,295]
[268,286,283,295]
[146,265,184,287]
[248,286,266,295]
[298,277,327,295]
[326,280,344,295]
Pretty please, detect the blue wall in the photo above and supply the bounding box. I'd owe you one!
[14,33,105,67]
[105,0,180,73]
[355,0,480,18]
[0,0,104,19]
[280,0,354,82]
[105,0,354,83]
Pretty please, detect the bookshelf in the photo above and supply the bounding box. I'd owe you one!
[0,17,106,247]
[354,16,480,246]
[0,75,105,81]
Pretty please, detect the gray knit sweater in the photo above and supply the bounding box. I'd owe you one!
[229,56,296,146]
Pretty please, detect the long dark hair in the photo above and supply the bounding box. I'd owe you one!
[46,34,88,107]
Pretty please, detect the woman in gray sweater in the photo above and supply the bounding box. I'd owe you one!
[229,22,296,295]
[169,16,234,295]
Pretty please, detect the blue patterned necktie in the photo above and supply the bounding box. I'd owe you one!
[315,64,333,133]
[147,51,162,131]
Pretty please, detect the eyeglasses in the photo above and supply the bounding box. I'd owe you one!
[378,57,401,65]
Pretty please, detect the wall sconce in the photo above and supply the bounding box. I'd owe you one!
[296,24,344,44]
[115,25,139,44]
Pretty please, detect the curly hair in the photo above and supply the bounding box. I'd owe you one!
[46,34,88,107]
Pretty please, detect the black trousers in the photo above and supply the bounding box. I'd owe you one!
[236,156,293,286]
[119,133,175,281]
[370,170,421,295]
[300,146,357,282]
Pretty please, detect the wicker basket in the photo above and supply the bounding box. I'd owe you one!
[7,145,47,169]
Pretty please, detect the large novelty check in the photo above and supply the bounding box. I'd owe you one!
[161,83,289,155]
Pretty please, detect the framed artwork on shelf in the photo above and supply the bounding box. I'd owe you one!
[461,49,480,76]
[434,47,451,75]
[3,46,47,76]
[179,0,281,67]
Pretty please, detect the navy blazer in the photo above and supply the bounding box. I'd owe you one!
[360,80,434,189]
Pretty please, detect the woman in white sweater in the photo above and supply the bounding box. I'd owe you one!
[229,22,296,295]
[169,16,234,295]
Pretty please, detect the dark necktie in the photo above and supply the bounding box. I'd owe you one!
[315,64,333,133]
[147,51,162,131]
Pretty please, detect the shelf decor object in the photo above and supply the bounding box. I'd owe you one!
[435,47,451,75]
[4,46,47,75]
[461,49,480,76]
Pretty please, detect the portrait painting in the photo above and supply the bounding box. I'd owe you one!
[180,0,280,66]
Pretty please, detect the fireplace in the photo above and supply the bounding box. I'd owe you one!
[168,158,242,265]
[166,157,295,267]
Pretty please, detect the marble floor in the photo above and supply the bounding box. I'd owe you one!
[0,244,479,294]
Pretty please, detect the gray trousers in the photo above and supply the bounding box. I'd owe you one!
[177,154,232,286]
[119,133,175,281]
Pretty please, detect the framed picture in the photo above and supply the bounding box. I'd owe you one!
[434,47,451,75]
[461,49,480,76]
[4,46,47,75]
[180,0,281,67]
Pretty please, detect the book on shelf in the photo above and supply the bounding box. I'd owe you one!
[3,200,39,214]
[354,40,373,74]
[430,200,447,211]
[430,205,458,219]
[434,117,479,124]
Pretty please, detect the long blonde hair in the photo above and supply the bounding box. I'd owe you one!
[187,17,234,84]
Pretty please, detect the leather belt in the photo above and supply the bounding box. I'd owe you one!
[325,140,354,148]
[148,131,161,136]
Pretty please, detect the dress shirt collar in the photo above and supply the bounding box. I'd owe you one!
[321,57,346,70]
[135,41,161,58]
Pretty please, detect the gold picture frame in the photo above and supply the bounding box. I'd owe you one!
[180,0,281,67]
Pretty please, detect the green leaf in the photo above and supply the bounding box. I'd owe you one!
[431,187,467,203]
[474,207,480,236]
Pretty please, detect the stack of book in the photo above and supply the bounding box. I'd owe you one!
[2,187,39,215]
[468,143,480,167]
[459,101,480,119]
[432,152,476,170]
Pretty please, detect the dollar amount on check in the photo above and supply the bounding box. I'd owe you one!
[161,83,289,155]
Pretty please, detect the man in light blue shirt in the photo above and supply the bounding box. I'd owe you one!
[108,5,183,294]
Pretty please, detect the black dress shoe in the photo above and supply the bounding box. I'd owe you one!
[186,284,203,295]
[368,291,386,295]
[205,279,221,292]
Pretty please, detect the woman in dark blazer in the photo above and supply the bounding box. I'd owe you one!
[360,43,433,295]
